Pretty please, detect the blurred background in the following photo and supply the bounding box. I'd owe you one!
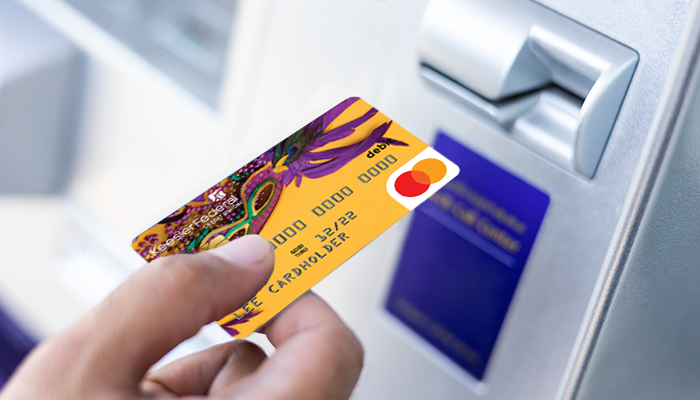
[2,0,700,399]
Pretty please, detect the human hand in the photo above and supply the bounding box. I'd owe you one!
[0,235,363,399]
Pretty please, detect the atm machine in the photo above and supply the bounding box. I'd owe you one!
[247,1,700,399]
[6,0,700,399]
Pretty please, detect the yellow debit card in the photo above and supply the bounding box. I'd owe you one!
[131,97,459,338]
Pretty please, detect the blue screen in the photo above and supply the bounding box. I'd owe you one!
[386,132,549,380]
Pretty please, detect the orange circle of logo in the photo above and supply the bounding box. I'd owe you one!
[413,158,447,183]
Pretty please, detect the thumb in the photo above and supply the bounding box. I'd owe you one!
[63,235,274,390]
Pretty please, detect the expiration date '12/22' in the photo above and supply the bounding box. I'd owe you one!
[316,211,356,242]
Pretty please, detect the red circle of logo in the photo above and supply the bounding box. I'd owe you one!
[394,170,431,197]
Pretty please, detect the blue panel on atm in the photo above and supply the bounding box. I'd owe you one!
[386,132,549,380]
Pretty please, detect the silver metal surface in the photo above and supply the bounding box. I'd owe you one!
[570,0,700,398]
[419,0,550,101]
[418,0,637,178]
[579,50,700,398]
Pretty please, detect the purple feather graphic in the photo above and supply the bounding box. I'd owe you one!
[262,98,408,187]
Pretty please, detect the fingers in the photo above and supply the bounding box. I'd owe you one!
[213,293,364,400]
[58,235,274,389]
[142,340,267,396]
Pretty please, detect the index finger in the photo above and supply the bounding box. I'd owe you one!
[212,293,364,400]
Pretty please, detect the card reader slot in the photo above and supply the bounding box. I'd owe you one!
[418,0,638,178]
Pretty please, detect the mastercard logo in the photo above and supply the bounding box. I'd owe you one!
[386,148,459,211]
[393,158,447,197]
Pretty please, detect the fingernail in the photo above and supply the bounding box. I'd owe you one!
[209,235,274,266]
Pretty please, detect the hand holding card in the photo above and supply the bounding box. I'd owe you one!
[0,234,364,399]
[131,97,459,338]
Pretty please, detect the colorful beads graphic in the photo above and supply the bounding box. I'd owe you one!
[394,158,447,197]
